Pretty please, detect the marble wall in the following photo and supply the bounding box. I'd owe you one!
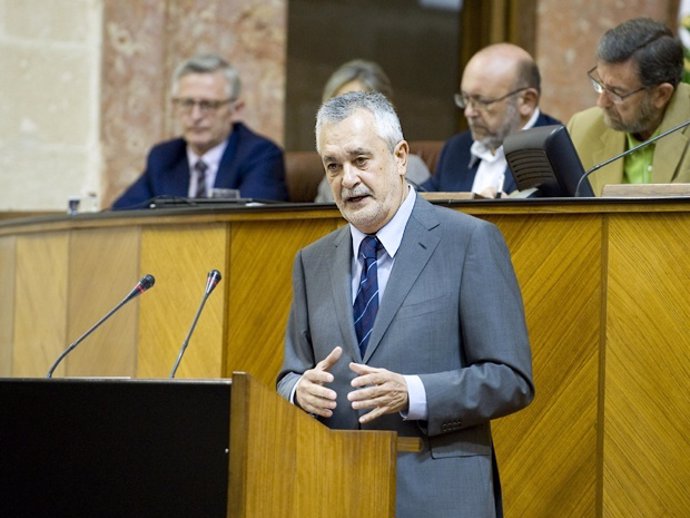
[0,0,681,210]
[0,0,103,211]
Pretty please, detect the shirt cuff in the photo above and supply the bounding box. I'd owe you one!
[401,374,428,421]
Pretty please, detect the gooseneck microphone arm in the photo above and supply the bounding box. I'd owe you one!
[169,269,222,379]
[46,274,156,378]
[575,118,690,197]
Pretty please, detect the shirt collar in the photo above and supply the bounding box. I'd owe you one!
[350,185,416,259]
[186,139,229,170]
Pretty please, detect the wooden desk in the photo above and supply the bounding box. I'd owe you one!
[1,198,689,517]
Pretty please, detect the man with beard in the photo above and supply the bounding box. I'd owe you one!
[568,18,690,196]
[423,43,559,198]
[277,91,534,518]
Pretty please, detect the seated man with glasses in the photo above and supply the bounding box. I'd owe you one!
[567,17,690,195]
[422,43,559,198]
[112,53,287,209]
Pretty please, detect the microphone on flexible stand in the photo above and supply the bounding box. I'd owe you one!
[46,274,156,378]
[169,269,222,379]
[575,118,690,197]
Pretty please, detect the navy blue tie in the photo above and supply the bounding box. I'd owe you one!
[194,160,208,198]
[353,236,380,357]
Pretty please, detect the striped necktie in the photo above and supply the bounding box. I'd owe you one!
[353,235,380,357]
[194,160,208,198]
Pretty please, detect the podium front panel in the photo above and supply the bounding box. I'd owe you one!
[0,378,231,518]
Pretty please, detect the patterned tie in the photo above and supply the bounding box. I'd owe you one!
[194,160,208,198]
[353,235,380,357]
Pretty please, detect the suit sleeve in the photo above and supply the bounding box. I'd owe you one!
[277,250,315,399]
[111,164,155,210]
[420,221,534,436]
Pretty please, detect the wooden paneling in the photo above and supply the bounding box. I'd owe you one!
[13,232,69,377]
[603,213,690,517]
[64,227,140,377]
[225,218,340,386]
[138,223,228,378]
[229,372,397,518]
[0,236,16,376]
[490,214,602,518]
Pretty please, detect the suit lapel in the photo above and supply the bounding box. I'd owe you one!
[363,198,441,363]
[170,158,193,197]
[652,85,690,183]
[590,130,626,194]
[330,227,361,360]
[214,126,240,188]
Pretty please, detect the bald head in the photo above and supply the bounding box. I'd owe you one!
[463,43,540,95]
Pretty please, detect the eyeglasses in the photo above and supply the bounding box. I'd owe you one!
[587,67,646,104]
[454,87,529,110]
[172,97,234,114]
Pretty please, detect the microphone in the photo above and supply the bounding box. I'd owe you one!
[575,118,690,197]
[46,274,156,378]
[169,269,222,378]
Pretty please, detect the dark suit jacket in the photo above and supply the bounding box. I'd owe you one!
[424,112,561,193]
[112,122,287,209]
[277,194,534,518]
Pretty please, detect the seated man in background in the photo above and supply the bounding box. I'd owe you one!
[112,53,287,209]
[567,17,690,195]
[314,59,431,202]
[424,43,559,198]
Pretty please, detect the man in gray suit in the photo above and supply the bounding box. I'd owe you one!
[277,91,534,518]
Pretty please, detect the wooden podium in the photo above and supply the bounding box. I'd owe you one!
[0,373,398,518]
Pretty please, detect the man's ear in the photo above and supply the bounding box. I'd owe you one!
[394,140,409,177]
[518,88,539,116]
[651,83,674,110]
[230,99,246,122]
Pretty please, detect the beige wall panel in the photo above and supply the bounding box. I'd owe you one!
[487,214,602,518]
[226,218,340,386]
[63,227,140,377]
[604,213,690,517]
[138,224,228,378]
[0,236,16,376]
[13,232,69,376]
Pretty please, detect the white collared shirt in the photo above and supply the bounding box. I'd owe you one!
[349,186,427,420]
[186,140,228,197]
[349,185,416,302]
[470,108,541,197]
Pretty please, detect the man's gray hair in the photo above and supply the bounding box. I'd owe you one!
[315,91,404,153]
[597,17,683,87]
[171,53,241,99]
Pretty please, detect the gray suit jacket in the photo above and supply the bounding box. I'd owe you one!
[277,195,534,518]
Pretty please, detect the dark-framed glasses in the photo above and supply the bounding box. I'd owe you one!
[454,87,530,110]
[587,67,647,104]
[172,97,234,114]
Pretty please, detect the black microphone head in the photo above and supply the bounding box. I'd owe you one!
[205,269,222,295]
[140,274,156,291]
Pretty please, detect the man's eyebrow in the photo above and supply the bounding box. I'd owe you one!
[345,147,371,157]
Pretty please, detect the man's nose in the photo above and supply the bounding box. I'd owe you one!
[464,102,481,119]
[342,163,359,187]
[596,90,612,109]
